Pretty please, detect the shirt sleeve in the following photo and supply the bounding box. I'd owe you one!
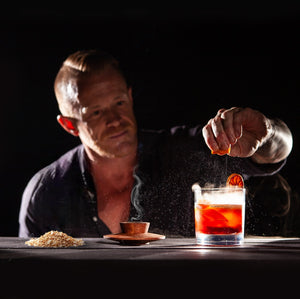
[226,155,286,181]
[170,124,286,180]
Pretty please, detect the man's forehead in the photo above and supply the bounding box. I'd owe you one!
[74,72,127,109]
[78,78,127,102]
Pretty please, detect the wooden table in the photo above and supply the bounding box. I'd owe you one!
[1,236,300,298]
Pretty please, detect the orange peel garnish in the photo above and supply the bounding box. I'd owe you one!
[226,173,244,188]
[211,144,231,156]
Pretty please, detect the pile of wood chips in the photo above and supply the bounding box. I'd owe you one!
[25,230,85,248]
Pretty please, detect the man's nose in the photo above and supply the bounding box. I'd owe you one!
[105,109,121,127]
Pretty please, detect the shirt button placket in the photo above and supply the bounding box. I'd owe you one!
[87,190,98,225]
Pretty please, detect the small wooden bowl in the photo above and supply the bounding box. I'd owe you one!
[120,222,150,235]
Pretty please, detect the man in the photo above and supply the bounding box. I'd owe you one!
[19,49,293,237]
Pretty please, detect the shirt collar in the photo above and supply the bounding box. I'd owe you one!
[77,145,95,192]
[77,139,144,192]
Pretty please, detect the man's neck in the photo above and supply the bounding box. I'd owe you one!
[86,150,137,191]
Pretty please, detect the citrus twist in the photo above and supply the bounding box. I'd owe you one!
[226,173,244,188]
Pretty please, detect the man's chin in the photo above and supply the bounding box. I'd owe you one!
[111,145,137,158]
[95,142,137,159]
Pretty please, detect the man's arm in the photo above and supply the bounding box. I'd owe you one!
[251,118,293,164]
[202,107,293,163]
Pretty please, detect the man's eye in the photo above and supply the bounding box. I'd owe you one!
[117,100,125,106]
[92,110,101,116]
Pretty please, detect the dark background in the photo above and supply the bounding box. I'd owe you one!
[0,5,299,236]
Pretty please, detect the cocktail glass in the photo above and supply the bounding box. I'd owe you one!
[192,185,245,245]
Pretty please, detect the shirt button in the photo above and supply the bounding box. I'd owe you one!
[88,191,95,198]
[92,216,98,222]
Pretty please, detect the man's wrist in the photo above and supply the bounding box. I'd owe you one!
[252,118,292,164]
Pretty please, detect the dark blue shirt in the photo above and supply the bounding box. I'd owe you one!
[19,125,285,238]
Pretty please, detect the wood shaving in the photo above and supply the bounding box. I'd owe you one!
[25,230,85,248]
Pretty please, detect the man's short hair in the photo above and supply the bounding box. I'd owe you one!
[54,49,125,116]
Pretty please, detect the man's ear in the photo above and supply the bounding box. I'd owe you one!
[57,115,79,136]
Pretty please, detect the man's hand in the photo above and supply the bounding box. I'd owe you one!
[202,107,293,163]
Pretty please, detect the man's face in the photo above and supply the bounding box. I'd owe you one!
[72,67,138,159]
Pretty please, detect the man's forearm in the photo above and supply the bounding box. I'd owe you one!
[251,118,293,164]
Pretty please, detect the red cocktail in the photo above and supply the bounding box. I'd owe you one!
[192,186,245,245]
[195,203,243,234]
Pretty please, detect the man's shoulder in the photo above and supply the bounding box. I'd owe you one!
[48,145,84,176]
[25,145,84,191]
[19,145,85,237]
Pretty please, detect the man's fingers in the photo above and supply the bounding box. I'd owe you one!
[220,107,242,139]
[220,109,236,144]
[202,120,219,152]
[211,115,230,151]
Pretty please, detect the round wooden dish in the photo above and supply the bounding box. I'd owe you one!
[103,221,165,245]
